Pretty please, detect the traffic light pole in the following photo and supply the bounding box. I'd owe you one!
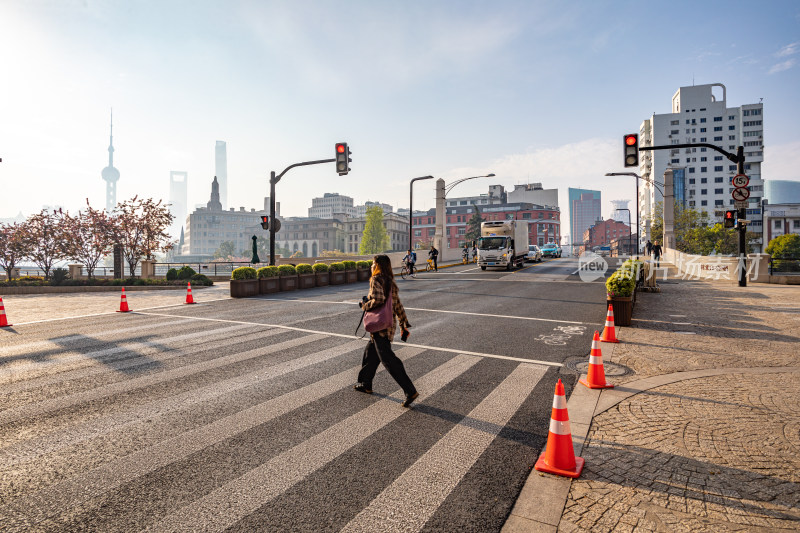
[640,143,747,287]
[269,158,335,266]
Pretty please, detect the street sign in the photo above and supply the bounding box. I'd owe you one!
[732,174,749,188]
[732,187,750,201]
[271,218,282,233]
[734,200,748,209]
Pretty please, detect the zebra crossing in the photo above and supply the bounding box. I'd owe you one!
[1,312,559,532]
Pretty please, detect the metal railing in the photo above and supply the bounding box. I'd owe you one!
[769,256,800,274]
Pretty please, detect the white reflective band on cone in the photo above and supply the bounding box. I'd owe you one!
[552,394,567,409]
[591,340,599,350]
[605,320,613,326]
[549,418,571,436]
[589,355,603,365]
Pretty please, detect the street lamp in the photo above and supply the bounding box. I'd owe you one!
[409,176,434,251]
[442,173,495,249]
[605,172,665,255]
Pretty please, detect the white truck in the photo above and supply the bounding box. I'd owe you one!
[477,220,528,271]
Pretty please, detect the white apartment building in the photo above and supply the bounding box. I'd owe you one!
[639,83,764,250]
[507,183,559,208]
[308,193,355,218]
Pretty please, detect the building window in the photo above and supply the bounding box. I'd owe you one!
[729,115,735,120]
[714,126,722,131]
[714,116,722,121]
[715,177,723,183]
[689,178,695,184]
[701,178,708,184]
[701,189,707,195]
[715,200,724,206]
[714,136,722,141]
[689,167,695,173]
[701,200,708,206]
[743,131,762,137]
[700,167,707,172]
[775,220,782,229]
[744,120,762,127]
[670,120,679,125]
[671,129,679,134]
[715,188,723,194]
[794,220,800,229]
[714,166,723,172]
[728,125,735,130]
[729,165,736,171]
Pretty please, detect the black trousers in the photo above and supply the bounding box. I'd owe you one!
[357,333,416,395]
[432,257,438,271]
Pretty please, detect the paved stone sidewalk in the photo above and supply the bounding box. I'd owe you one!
[506,277,800,532]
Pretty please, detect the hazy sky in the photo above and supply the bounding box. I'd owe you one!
[2,0,799,237]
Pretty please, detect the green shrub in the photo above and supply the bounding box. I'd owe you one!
[342,260,357,270]
[257,266,279,278]
[277,264,297,276]
[312,263,329,273]
[190,273,213,285]
[356,260,371,269]
[329,262,345,271]
[166,268,178,281]
[231,266,257,280]
[50,268,70,286]
[606,271,635,297]
[177,266,196,280]
[295,263,313,274]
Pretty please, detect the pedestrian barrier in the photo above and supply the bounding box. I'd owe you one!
[534,378,584,478]
[579,331,615,389]
[117,287,132,313]
[599,303,620,343]
[185,282,195,304]
[0,297,12,327]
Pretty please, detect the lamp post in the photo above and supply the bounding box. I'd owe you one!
[441,173,495,249]
[409,176,434,251]
[605,172,665,256]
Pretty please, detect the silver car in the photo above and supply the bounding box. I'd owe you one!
[526,244,542,263]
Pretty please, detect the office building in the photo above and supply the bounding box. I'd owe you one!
[764,180,800,204]
[346,212,409,253]
[215,141,228,210]
[308,193,354,218]
[569,188,601,252]
[168,171,188,239]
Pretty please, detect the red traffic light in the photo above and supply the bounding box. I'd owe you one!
[725,211,733,219]
[625,135,637,146]
[336,144,346,153]
[261,216,268,223]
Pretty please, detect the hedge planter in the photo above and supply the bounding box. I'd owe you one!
[230,279,259,298]
[279,275,298,291]
[357,269,371,281]
[330,270,346,285]
[298,273,315,289]
[607,296,633,326]
[315,272,330,287]
[259,277,280,294]
[345,270,358,283]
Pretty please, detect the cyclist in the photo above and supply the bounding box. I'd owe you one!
[428,245,439,272]
[402,249,417,271]
[462,245,469,264]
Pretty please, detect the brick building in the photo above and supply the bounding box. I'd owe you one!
[581,219,631,254]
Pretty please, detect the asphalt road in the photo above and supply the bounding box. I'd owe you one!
[0,257,609,532]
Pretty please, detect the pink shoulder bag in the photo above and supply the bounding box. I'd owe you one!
[364,286,393,333]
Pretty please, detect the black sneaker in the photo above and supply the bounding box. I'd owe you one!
[354,383,373,394]
[402,391,419,408]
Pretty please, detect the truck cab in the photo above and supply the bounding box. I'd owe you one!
[477,220,528,271]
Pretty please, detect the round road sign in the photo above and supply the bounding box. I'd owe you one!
[732,187,750,202]
[732,174,750,188]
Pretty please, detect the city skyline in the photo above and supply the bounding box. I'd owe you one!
[2,1,799,223]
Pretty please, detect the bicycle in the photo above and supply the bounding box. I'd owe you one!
[400,261,417,280]
[426,258,435,272]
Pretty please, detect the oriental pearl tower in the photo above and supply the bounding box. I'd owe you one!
[101,110,120,212]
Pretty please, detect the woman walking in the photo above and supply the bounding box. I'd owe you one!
[355,254,419,407]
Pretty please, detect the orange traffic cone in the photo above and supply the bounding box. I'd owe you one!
[185,282,195,304]
[117,287,131,313]
[0,297,12,327]
[579,331,615,389]
[534,378,584,478]
[599,304,619,343]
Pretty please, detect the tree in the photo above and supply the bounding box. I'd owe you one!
[0,222,31,280]
[465,203,484,242]
[359,206,390,254]
[64,201,116,278]
[112,197,175,276]
[214,241,236,260]
[766,233,800,257]
[18,209,70,279]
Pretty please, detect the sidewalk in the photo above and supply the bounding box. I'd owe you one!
[505,273,800,531]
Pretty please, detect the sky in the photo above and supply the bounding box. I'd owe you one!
[1,0,799,241]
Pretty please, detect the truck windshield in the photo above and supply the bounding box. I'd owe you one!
[478,237,507,250]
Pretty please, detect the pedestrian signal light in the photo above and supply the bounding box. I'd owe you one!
[623,134,639,167]
[723,210,736,228]
[260,216,269,230]
[335,142,350,176]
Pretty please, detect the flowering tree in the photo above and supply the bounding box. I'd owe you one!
[65,201,116,278]
[18,209,70,279]
[0,222,32,280]
[112,197,175,276]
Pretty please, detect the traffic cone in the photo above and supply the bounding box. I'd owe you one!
[599,303,620,343]
[534,378,584,478]
[117,287,131,312]
[0,297,12,327]
[185,282,195,304]
[579,331,615,389]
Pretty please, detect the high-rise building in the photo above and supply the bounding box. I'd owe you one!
[169,171,188,239]
[568,188,601,253]
[215,141,228,210]
[100,110,120,212]
[639,83,764,249]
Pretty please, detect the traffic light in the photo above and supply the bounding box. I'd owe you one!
[623,134,639,168]
[260,215,269,230]
[335,142,350,176]
[723,210,736,228]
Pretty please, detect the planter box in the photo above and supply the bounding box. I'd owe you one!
[230,279,259,298]
[607,296,633,326]
[279,275,298,291]
[330,270,346,285]
[315,272,330,287]
[259,277,280,294]
[345,270,358,283]
[298,273,315,290]
[357,269,371,281]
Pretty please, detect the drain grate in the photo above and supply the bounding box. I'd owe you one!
[564,358,634,377]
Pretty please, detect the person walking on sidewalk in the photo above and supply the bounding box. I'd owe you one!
[429,245,439,271]
[645,239,653,256]
[354,254,419,408]
[652,240,662,268]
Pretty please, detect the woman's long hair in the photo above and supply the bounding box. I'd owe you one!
[372,254,394,281]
